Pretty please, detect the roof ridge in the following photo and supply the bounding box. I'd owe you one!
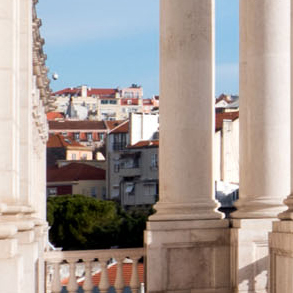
[109,119,129,134]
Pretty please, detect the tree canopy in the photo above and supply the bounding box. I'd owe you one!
[47,195,153,250]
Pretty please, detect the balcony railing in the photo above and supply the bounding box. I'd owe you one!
[45,247,145,293]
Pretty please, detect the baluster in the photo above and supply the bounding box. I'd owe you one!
[130,257,140,293]
[67,259,79,293]
[114,257,125,293]
[83,259,94,293]
[51,261,62,293]
[99,258,110,293]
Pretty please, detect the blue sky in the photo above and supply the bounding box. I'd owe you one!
[37,0,239,99]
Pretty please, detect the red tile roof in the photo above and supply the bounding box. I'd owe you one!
[53,88,118,98]
[47,163,105,182]
[92,262,143,287]
[216,94,238,105]
[128,140,159,149]
[104,120,126,131]
[62,262,144,287]
[47,112,65,121]
[120,98,139,105]
[47,134,84,148]
[49,120,106,131]
[142,99,153,105]
[110,121,129,134]
[215,111,239,131]
[88,88,117,97]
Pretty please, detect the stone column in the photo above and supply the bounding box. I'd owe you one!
[0,0,21,204]
[269,2,293,293]
[150,0,222,222]
[234,0,291,219]
[231,1,290,292]
[19,0,33,207]
[146,1,231,293]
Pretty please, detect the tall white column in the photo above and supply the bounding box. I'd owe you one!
[150,0,222,221]
[146,1,231,293]
[233,0,291,219]
[269,2,293,293]
[19,0,33,207]
[0,0,20,204]
[231,1,290,292]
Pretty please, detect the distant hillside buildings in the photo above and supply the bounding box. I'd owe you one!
[46,92,239,211]
[52,84,159,121]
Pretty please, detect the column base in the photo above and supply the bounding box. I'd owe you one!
[232,197,286,219]
[149,201,224,221]
[231,219,274,293]
[277,194,293,220]
[145,219,232,293]
[269,220,293,293]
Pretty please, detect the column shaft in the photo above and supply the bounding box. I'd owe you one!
[151,0,222,221]
[0,0,20,203]
[19,0,33,207]
[233,0,291,218]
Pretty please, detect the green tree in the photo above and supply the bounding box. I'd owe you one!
[47,195,154,250]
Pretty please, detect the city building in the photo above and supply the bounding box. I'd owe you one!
[106,113,159,206]
[215,93,239,112]
[52,84,144,120]
[214,111,239,212]
[142,95,159,113]
[48,120,107,149]
[47,133,93,167]
[47,163,106,198]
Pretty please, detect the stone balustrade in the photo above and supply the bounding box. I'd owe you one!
[44,247,145,293]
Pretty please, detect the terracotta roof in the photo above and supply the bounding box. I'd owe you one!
[216,94,239,105]
[215,111,239,131]
[89,88,117,97]
[110,120,129,134]
[47,112,64,121]
[62,262,144,287]
[120,98,139,105]
[47,134,84,148]
[53,88,118,98]
[142,99,153,105]
[128,140,159,149]
[47,163,105,182]
[104,120,126,131]
[49,120,106,131]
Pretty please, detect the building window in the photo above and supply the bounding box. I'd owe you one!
[127,100,132,105]
[101,100,109,104]
[144,183,156,196]
[125,183,135,195]
[113,133,127,151]
[109,100,117,105]
[81,154,87,160]
[99,133,105,141]
[87,133,93,141]
[114,163,120,173]
[91,187,97,197]
[47,187,57,197]
[151,153,158,169]
[74,132,80,141]
[71,153,76,160]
